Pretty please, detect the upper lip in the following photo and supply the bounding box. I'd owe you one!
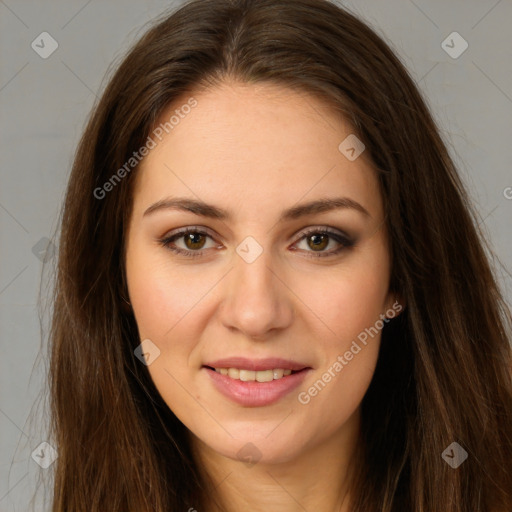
[203,357,310,372]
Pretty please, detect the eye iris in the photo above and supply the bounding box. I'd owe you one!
[308,233,328,251]
[184,232,206,250]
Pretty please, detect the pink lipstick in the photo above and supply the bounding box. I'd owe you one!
[202,357,311,407]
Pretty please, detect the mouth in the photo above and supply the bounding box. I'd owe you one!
[202,357,312,407]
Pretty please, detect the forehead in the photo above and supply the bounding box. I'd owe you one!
[131,81,383,223]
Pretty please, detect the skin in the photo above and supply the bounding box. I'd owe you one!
[125,80,403,512]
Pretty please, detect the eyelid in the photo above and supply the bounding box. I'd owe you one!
[160,226,222,251]
[290,226,355,257]
[294,225,350,240]
[159,225,354,258]
[160,225,220,244]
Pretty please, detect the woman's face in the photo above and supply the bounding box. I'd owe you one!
[125,80,398,465]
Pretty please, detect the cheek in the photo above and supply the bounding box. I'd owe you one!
[126,261,206,420]
[126,249,215,386]
[291,260,390,345]
[129,275,186,339]
[290,250,389,422]
[126,247,212,341]
[296,341,380,451]
[295,309,383,443]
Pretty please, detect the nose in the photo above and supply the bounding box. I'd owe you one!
[218,245,294,340]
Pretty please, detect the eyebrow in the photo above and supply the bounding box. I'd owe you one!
[143,196,371,221]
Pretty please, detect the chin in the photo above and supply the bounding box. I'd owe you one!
[201,429,311,466]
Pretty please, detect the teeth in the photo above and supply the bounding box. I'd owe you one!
[273,369,284,379]
[227,368,239,379]
[255,369,273,382]
[214,367,297,381]
[239,369,256,381]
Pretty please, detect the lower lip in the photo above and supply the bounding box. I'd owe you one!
[204,367,311,407]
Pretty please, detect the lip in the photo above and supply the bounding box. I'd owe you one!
[204,368,311,407]
[203,357,309,372]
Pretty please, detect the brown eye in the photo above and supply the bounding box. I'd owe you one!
[183,232,207,250]
[306,233,329,252]
[159,228,217,257]
[293,228,355,258]
[160,226,354,259]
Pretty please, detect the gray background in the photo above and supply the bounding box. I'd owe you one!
[1,0,511,510]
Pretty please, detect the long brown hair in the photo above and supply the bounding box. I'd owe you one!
[45,0,512,510]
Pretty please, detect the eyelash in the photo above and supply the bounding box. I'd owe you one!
[158,226,355,259]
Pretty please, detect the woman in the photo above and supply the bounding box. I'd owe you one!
[47,0,512,510]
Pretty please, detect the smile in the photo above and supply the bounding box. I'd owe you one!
[202,358,312,407]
